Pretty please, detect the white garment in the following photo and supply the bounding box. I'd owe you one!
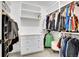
[49,14,53,21]
[55,12,59,29]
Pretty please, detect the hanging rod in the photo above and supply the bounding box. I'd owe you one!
[61,32,79,35]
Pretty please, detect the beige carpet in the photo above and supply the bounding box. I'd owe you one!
[9,48,59,57]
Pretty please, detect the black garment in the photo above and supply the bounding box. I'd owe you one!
[46,16,49,29]
[71,38,79,57]
[8,37,19,52]
[8,43,13,52]
[8,20,19,52]
[8,22,19,52]
[60,16,65,31]
[56,13,61,31]
[49,19,55,31]
[8,20,12,33]
[4,15,8,24]
[12,37,19,45]
[44,33,47,48]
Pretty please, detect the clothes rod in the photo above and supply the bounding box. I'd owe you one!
[61,32,79,35]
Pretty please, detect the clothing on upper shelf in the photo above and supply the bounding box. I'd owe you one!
[60,16,65,31]
[74,15,78,32]
[46,14,55,30]
[46,2,79,32]
[57,35,79,57]
[55,12,59,30]
[65,4,69,31]
[46,12,65,31]
[70,2,75,32]
[50,19,55,31]
[56,12,61,31]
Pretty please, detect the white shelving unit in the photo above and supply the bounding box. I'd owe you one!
[21,9,41,16]
[21,18,40,27]
[21,16,39,21]
[20,2,44,55]
[21,2,41,12]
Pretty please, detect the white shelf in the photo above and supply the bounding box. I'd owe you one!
[21,2,41,12]
[20,27,42,36]
[20,33,42,36]
[21,17,40,27]
[21,9,41,14]
[21,16,40,21]
[21,9,41,19]
[21,19,40,27]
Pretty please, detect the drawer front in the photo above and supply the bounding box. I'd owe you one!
[21,35,43,55]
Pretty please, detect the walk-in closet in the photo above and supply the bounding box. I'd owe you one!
[0,1,79,57]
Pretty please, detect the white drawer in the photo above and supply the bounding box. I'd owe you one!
[21,35,43,55]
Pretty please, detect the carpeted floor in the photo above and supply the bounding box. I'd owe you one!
[9,48,59,57]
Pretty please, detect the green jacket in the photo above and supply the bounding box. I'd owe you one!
[45,32,54,47]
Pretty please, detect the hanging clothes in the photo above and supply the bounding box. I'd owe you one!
[74,15,78,32]
[60,16,65,31]
[56,12,61,31]
[46,13,55,31]
[44,33,48,48]
[50,19,55,31]
[49,14,55,30]
[46,15,49,29]
[69,16,72,32]
[58,35,79,57]
[59,36,66,57]
[74,3,79,32]
[70,2,75,32]
[65,4,69,32]
[66,38,79,57]
[63,37,71,57]
[45,31,54,48]
[57,38,61,48]
[55,12,59,30]
[8,19,19,52]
